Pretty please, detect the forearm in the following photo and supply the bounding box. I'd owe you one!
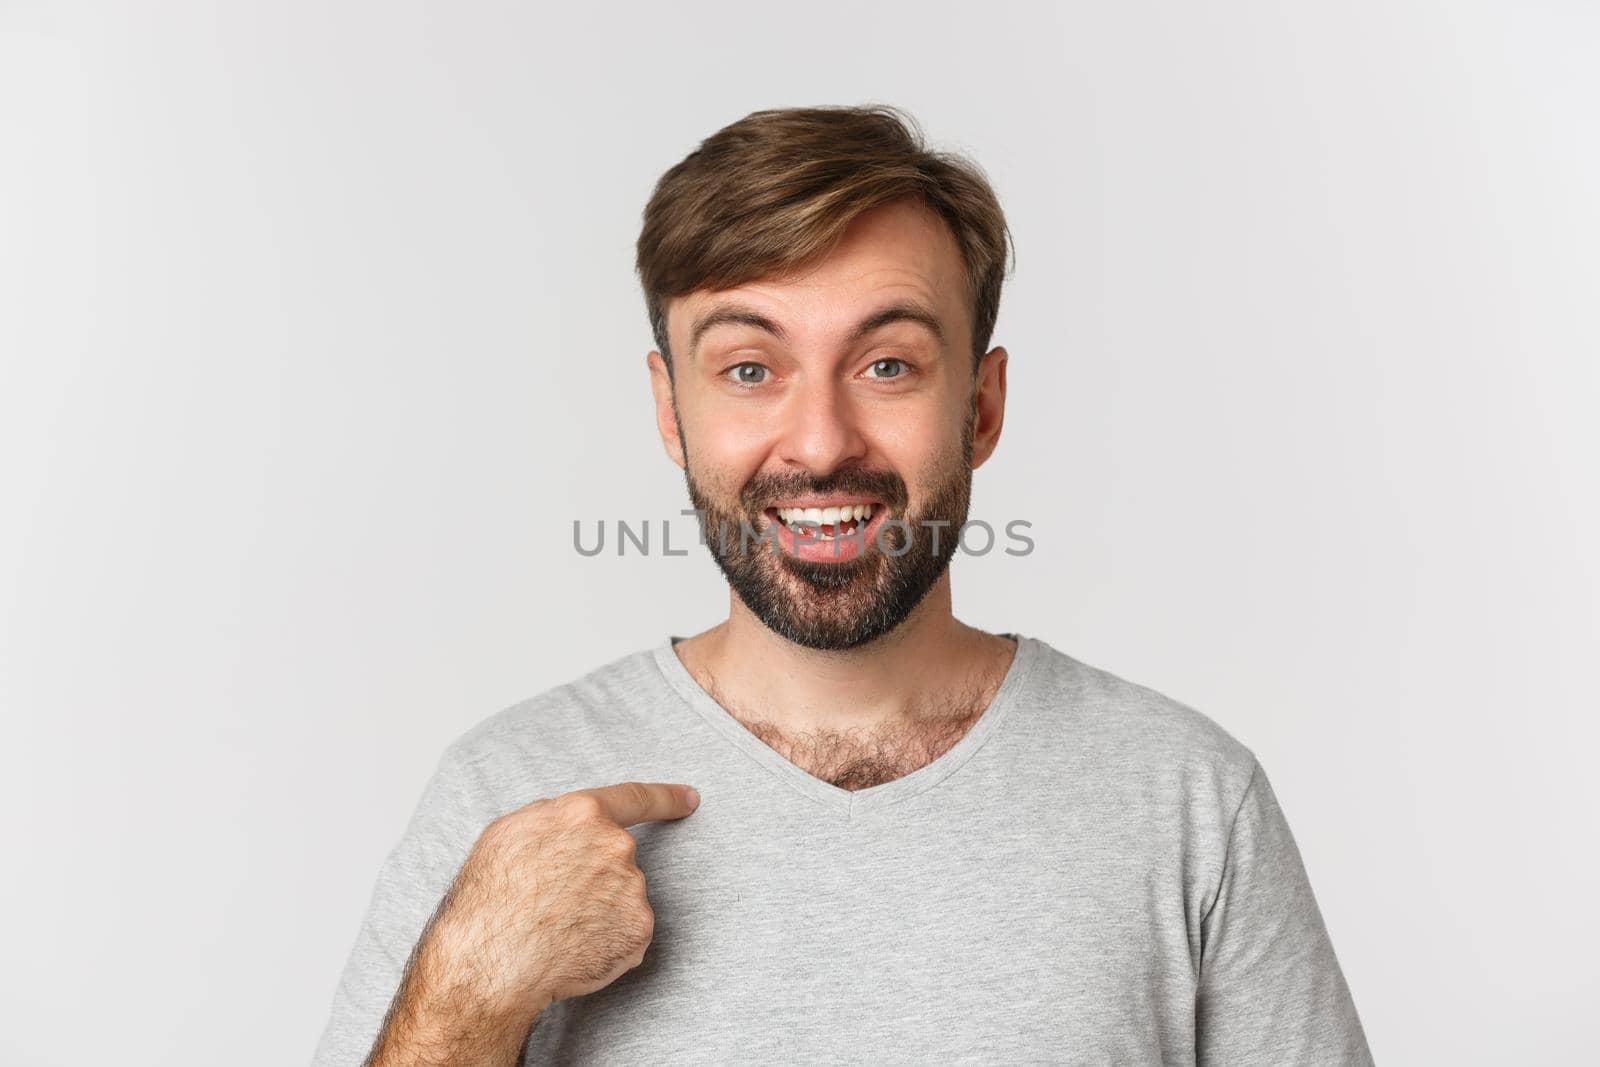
[363,913,550,1067]
[364,999,535,1067]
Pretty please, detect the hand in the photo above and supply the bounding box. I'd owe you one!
[426,780,701,1023]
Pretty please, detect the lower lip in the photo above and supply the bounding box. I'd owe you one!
[764,507,887,564]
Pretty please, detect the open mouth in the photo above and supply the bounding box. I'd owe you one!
[760,501,886,563]
[769,503,878,541]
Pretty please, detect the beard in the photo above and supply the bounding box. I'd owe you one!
[683,413,975,652]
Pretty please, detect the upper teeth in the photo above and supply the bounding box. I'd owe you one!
[776,504,874,526]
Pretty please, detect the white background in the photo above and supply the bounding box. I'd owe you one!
[3,2,1595,1063]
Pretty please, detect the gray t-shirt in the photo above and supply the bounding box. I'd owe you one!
[313,634,1374,1065]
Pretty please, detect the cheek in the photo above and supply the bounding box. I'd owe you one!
[870,407,967,484]
[683,410,771,494]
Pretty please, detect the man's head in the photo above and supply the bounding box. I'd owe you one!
[635,105,1013,651]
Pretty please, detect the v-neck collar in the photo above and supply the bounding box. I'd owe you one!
[652,633,1042,818]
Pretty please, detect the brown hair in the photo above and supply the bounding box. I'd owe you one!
[635,104,1014,376]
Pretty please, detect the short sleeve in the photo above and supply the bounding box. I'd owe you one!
[311,747,489,1067]
[1196,760,1375,1065]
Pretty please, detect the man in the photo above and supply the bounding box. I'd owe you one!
[313,105,1374,1065]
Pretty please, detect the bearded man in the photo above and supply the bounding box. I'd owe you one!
[313,104,1374,1067]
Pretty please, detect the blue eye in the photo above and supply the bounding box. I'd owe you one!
[726,362,768,386]
[868,358,907,379]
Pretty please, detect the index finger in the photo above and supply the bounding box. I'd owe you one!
[581,781,701,827]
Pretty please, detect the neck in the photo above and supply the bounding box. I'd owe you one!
[674,573,1015,736]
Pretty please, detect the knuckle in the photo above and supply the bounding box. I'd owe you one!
[627,864,648,892]
[605,827,639,860]
[559,792,606,823]
[622,781,651,812]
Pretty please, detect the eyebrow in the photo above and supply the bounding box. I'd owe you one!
[686,298,947,361]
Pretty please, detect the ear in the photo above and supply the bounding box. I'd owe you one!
[647,350,686,469]
[970,345,1008,469]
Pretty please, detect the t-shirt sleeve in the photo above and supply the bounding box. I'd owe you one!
[311,747,488,1067]
[1196,759,1375,1066]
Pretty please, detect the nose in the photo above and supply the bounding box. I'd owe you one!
[773,375,868,478]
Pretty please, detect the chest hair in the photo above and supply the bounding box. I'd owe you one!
[699,672,1001,791]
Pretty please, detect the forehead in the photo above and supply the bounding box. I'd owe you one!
[666,199,970,356]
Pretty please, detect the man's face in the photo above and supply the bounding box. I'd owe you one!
[647,198,1007,651]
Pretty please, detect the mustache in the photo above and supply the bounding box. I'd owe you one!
[739,467,910,515]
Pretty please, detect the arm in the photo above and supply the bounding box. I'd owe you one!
[361,889,551,1067]
[312,758,700,1067]
[1196,760,1375,1065]
[312,748,494,1066]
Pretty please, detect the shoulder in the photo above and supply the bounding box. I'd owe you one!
[430,644,674,807]
[1018,635,1261,808]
